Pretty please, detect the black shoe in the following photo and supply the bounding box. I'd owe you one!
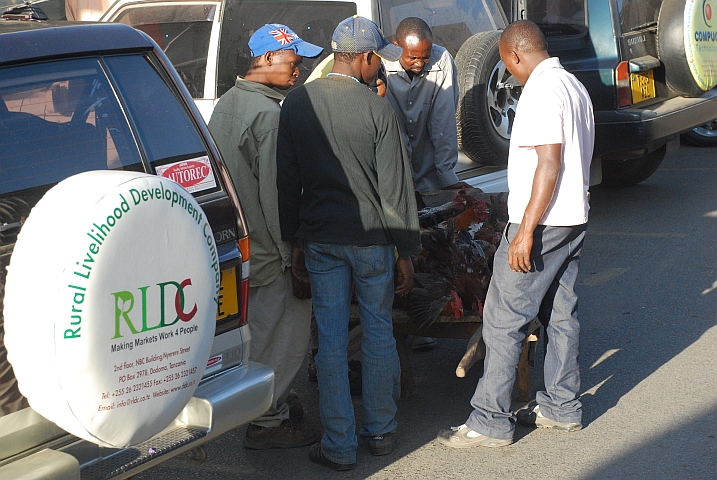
[366,431,399,456]
[309,443,356,471]
[516,404,582,432]
[245,419,319,449]
[412,336,437,352]
[285,392,304,424]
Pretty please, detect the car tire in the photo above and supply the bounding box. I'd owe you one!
[455,30,519,166]
[601,146,667,187]
[682,120,717,147]
[657,0,715,96]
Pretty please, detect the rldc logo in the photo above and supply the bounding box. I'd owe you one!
[112,279,197,339]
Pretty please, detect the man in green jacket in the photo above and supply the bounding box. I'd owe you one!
[208,23,322,450]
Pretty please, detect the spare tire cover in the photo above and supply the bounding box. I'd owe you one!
[658,0,717,96]
[3,171,219,448]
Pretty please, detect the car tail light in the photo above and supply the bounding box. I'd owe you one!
[237,236,250,327]
[616,61,631,107]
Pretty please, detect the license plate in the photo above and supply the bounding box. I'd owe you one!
[217,267,239,320]
[630,70,655,103]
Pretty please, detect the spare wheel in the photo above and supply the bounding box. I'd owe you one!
[658,0,717,96]
[456,30,519,166]
[3,171,219,448]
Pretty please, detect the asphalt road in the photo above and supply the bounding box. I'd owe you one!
[136,144,717,479]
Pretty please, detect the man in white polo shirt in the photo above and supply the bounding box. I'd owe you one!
[437,19,594,448]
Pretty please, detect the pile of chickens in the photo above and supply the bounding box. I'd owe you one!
[394,188,508,326]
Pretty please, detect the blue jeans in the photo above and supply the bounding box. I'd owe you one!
[304,242,400,464]
[466,223,586,440]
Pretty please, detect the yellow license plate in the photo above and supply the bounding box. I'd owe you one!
[217,267,239,320]
[630,70,656,103]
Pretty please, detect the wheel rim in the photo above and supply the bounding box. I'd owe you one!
[486,60,520,140]
[691,120,717,138]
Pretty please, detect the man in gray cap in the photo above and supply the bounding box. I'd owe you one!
[277,15,420,471]
[208,23,322,450]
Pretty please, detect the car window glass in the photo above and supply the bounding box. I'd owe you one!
[102,55,209,166]
[378,0,507,57]
[217,0,356,98]
[522,0,587,36]
[617,0,662,33]
[0,57,142,197]
[113,3,218,98]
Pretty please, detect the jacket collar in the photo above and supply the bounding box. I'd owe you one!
[234,76,285,102]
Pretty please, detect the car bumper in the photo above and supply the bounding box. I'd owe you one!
[185,361,274,440]
[0,362,274,480]
[594,89,717,159]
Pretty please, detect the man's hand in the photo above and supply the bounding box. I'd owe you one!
[290,244,311,299]
[394,257,414,296]
[444,181,471,190]
[508,225,533,273]
[508,143,562,273]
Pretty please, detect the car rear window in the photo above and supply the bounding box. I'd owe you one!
[618,0,662,33]
[217,0,357,97]
[0,57,142,196]
[379,0,507,56]
[113,3,219,99]
[522,0,587,37]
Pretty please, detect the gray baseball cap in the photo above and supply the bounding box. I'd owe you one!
[331,15,402,61]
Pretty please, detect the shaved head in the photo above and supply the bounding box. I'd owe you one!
[500,20,548,53]
[395,17,432,43]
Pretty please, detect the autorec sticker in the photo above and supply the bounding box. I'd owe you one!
[155,156,217,194]
[685,0,717,90]
[3,171,218,448]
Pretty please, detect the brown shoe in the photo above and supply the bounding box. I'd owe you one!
[245,420,320,450]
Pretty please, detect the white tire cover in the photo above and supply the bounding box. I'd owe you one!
[3,171,219,447]
[659,0,717,95]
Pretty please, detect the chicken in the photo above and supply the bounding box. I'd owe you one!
[396,191,508,326]
[417,187,482,228]
[399,273,463,327]
[447,200,490,233]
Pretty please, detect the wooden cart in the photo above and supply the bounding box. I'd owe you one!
[348,306,541,400]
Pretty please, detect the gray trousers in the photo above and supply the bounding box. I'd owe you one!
[248,271,312,427]
[466,223,586,440]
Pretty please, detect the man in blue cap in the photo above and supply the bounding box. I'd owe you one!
[277,16,420,471]
[208,24,322,450]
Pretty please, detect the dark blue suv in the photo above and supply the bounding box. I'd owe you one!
[455,0,717,186]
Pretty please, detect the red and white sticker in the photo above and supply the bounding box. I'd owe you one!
[156,156,217,194]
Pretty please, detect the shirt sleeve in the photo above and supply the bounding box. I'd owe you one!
[255,123,287,261]
[426,49,460,186]
[376,107,421,258]
[277,104,302,243]
[515,76,565,148]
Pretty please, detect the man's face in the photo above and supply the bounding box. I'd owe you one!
[396,35,432,75]
[362,51,384,86]
[268,50,303,89]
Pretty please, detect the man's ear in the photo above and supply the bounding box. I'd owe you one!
[264,51,274,65]
[365,51,375,64]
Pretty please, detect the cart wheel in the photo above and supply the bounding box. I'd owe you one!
[187,445,207,465]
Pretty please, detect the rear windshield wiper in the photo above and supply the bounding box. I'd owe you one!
[630,21,657,32]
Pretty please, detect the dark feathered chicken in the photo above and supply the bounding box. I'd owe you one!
[396,190,507,326]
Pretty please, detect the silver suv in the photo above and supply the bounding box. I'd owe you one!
[0,19,273,480]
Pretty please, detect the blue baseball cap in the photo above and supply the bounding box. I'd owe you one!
[249,24,324,58]
[331,16,402,61]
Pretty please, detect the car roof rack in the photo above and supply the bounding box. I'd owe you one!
[1,0,49,21]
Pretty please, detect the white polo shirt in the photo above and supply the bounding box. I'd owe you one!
[507,57,594,226]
